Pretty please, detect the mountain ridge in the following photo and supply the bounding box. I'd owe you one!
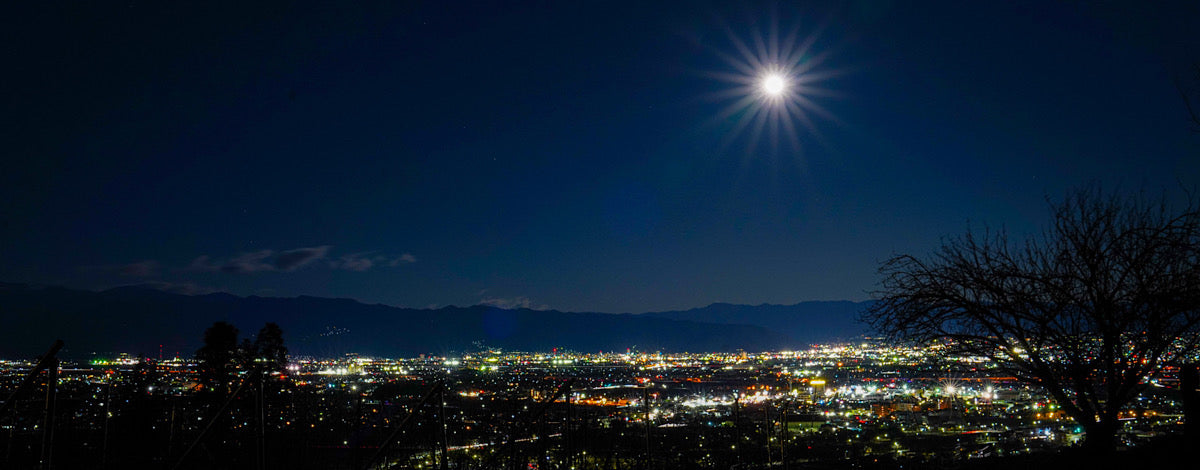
[0,283,869,359]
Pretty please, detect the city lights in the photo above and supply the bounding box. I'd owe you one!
[0,338,1181,468]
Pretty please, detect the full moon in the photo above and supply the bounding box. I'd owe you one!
[762,74,787,96]
[705,13,841,156]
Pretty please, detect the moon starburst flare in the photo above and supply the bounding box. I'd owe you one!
[704,12,844,159]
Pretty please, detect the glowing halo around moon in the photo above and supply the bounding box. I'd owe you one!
[762,73,788,97]
[703,13,843,158]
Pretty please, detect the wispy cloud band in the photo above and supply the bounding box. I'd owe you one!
[188,246,414,273]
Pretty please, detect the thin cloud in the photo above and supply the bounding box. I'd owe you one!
[273,246,330,271]
[119,260,160,277]
[336,256,375,272]
[188,246,414,273]
[79,260,161,277]
[220,250,275,273]
[333,251,417,271]
[479,296,549,311]
[188,246,328,273]
[186,255,216,272]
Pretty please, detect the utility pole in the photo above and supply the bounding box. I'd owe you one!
[39,356,57,470]
[780,399,789,470]
[166,399,177,465]
[353,385,363,470]
[257,371,266,470]
[359,382,445,470]
[565,391,572,470]
[101,375,111,469]
[733,392,742,468]
[642,385,651,470]
[439,387,447,470]
[763,403,771,465]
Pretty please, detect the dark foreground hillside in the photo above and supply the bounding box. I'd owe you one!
[818,434,1191,470]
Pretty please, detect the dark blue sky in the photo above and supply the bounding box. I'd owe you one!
[4,1,1199,312]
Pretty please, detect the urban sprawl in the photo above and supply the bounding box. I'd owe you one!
[0,339,1186,469]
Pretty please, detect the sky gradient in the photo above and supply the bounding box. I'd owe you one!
[4,1,1199,313]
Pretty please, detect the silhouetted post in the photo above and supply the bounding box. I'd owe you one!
[643,386,651,470]
[565,392,572,469]
[101,376,111,469]
[257,371,266,470]
[439,387,447,470]
[733,393,742,467]
[764,404,771,465]
[172,376,252,470]
[167,399,177,464]
[353,387,363,470]
[359,382,444,470]
[577,403,589,468]
[539,410,548,469]
[39,356,57,470]
[0,340,64,419]
[780,400,789,470]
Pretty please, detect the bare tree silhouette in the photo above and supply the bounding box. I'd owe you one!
[866,187,1200,450]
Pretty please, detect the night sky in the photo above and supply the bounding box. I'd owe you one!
[4,1,1199,313]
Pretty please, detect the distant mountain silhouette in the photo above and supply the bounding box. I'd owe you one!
[644,301,873,346]
[0,283,867,359]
